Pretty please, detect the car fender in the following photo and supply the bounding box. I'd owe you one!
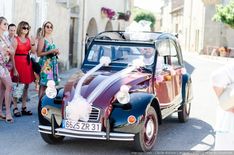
[182,74,191,103]
[41,88,64,108]
[110,92,160,133]
[38,88,64,125]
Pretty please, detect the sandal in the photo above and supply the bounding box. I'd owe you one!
[5,118,14,123]
[13,107,21,117]
[21,107,32,116]
[0,114,6,120]
[5,114,14,123]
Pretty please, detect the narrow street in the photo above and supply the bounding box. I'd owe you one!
[0,53,232,154]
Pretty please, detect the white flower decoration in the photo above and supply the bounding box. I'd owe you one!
[100,56,111,66]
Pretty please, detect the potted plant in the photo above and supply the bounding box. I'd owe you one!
[101,7,116,20]
[117,11,131,21]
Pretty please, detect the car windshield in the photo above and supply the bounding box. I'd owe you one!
[87,44,155,66]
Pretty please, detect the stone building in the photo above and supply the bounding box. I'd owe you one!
[160,0,234,54]
[0,0,133,70]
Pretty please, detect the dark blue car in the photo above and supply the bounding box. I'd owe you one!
[38,31,193,152]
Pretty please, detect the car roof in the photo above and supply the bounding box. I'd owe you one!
[91,31,178,44]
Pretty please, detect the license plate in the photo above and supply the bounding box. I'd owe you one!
[63,120,102,132]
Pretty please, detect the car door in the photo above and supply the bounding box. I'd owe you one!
[154,39,174,107]
[168,39,183,103]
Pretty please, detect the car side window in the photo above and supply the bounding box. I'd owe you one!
[87,45,100,62]
[169,40,182,68]
[156,40,170,72]
[157,40,170,56]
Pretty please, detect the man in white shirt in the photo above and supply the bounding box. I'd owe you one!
[140,47,155,65]
[7,23,16,44]
[211,63,234,150]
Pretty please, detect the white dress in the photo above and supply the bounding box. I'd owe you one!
[211,63,234,150]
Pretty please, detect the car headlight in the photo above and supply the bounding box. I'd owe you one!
[116,85,130,104]
[45,80,57,99]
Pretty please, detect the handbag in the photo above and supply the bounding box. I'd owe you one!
[31,57,41,74]
[218,83,234,111]
[12,76,25,99]
[6,60,13,71]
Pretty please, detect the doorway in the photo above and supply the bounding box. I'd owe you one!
[69,17,78,68]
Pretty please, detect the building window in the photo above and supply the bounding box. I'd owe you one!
[35,0,47,29]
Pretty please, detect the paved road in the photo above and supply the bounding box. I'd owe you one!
[0,53,232,154]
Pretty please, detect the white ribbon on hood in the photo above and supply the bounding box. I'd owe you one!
[66,57,145,122]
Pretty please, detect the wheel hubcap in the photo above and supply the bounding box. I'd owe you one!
[146,119,154,139]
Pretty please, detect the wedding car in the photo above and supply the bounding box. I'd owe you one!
[38,31,193,152]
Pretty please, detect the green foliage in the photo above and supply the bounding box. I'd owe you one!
[213,0,234,28]
[134,11,156,29]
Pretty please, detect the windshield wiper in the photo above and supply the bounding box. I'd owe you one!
[111,57,125,62]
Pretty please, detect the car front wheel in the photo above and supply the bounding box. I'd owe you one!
[134,106,158,152]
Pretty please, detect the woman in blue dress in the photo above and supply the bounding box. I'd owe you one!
[37,21,60,99]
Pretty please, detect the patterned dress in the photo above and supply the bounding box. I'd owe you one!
[0,36,10,78]
[39,39,59,86]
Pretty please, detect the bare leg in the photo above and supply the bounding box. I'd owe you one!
[22,84,29,108]
[12,96,20,117]
[0,76,13,122]
[12,96,18,109]
[0,80,5,116]
[21,84,32,115]
[39,85,46,100]
[34,73,39,91]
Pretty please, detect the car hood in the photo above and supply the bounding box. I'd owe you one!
[79,71,151,109]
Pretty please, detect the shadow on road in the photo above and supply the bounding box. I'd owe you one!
[184,60,195,74]
[34,117,215,154]
[154,116,215,151]
[41,137,132,155]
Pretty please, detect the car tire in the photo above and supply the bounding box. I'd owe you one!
[40,133,64,144]
[134,106,158,152]
[38,101,64,144]
[178,82,192,123]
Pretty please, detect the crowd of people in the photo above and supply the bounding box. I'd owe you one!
[0,16,60,123]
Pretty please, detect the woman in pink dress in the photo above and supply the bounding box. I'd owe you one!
[12,21,36,116]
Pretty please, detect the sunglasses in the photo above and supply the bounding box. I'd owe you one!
[22,26,30,30]
[45,25,53,29]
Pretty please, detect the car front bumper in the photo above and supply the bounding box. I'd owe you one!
[38,125,135,141]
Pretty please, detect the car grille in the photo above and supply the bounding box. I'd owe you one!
[89,106,100,121]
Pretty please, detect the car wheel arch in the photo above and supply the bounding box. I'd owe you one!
[182,74,192,102]
[149,98,162,125]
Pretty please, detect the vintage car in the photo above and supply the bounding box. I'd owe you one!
[38,31,193,152]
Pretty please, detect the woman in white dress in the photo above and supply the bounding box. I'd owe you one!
[211,63,234,150]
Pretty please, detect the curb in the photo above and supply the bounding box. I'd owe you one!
[199,54,234,64]
[183,51,234,64]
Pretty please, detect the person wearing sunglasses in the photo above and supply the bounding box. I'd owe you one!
[0,16,15,123]
[37,21,60,99]
[12,21,36,117]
